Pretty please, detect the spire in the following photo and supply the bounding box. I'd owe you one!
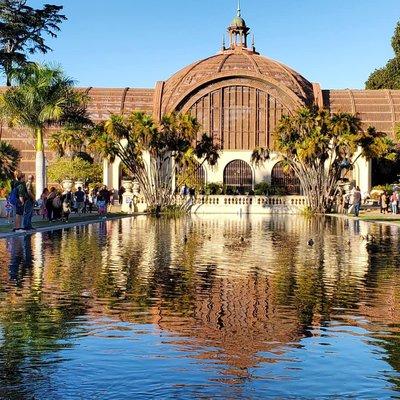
[227,1,250,50]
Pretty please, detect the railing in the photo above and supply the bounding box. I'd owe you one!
[121,194,309,214]
[192,195,308,206]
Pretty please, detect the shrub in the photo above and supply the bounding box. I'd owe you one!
[48,157,102,184]
[371,184,397,200]
[205,182,223,195]
[254,181,270,195]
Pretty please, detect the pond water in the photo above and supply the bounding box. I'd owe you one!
[0,215,400,399]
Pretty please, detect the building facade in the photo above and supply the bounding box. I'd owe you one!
[2,7,400,193]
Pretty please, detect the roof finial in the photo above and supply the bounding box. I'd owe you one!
[222,35,226,51]
[237,0,241,17]
[252,33,256,52]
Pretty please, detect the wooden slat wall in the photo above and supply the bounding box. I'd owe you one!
[189,85,289,150]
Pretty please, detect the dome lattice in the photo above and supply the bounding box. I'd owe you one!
[161,50,314,113]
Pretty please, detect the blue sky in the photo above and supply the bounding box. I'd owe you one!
[27,0,400,89]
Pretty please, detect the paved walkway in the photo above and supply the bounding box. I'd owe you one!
[0,207,139,238]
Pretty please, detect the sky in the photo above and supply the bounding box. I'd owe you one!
[26,0,400,90]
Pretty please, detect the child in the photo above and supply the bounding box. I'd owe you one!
[97,194,106,218]
[5,198,13,224]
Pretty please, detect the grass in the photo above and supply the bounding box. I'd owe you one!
[358,214,400,225]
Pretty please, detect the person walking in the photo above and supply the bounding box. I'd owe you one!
[108,188,115,212]
[353,186,362,217]
[22,175,35,230]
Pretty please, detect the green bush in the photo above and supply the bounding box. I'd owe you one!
[371,184,394,196]
[48,157,102,184]
[205,182,223,195]
[254,181,270,195]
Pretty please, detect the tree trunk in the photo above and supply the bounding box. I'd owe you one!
[35,128,46,199]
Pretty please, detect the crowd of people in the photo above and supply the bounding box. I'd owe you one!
[378,190,399,214]
[5,170,121,232]
[335,186,400,216]
[336,186,363,217]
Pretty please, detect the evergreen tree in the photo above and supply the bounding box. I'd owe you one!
[0,0,66,85]
[366,21,400,89]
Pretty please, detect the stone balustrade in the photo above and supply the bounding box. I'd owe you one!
[190,195,308,214]
[121,194,308,214]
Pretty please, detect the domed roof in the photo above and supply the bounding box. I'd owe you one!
[231,15,246,28]
[161,49,315,113]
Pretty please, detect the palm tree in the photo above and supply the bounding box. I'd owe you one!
[95,111,219,212]
[273,106,392,213]
[0,140,20,180]
[0,63,90,197]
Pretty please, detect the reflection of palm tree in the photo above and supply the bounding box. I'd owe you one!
[0,234,88,399]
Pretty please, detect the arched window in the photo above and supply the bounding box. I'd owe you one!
[223,160,253,193]
[271,162,300,195]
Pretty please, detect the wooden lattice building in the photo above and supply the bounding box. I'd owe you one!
[2,6,400,193]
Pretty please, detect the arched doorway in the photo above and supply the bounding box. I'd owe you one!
[271,162,300,195]
[223,160,253,193]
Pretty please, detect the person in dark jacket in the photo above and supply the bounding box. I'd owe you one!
[61,190,73,222]
[46,187,57,221]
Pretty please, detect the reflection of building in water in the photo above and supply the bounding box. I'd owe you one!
[0,216,399,377]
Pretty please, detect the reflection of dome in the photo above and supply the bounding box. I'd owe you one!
[161,50,315,113]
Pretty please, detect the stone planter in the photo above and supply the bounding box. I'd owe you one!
[121,179,133,194]
[61,179,74,191]
[132,180,140,196]
[74,180,84,190]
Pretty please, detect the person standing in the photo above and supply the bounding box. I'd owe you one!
[61,190,73,222]
[10,170,25,231]
[75,187,85,214]
[353,186,362,217]
[46,187,57,221]
[118,186,125,205]
[343,192,350,214]
[390,190,399,214]
[380,191,389,214]
[5,197,13,224]
[39,188,49,220]
[22,175,35,230]
[98,185,110,215]
[52,192,63,221]
[96,191,106,218]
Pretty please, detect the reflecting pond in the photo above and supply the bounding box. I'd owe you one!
[0,215,400,399]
